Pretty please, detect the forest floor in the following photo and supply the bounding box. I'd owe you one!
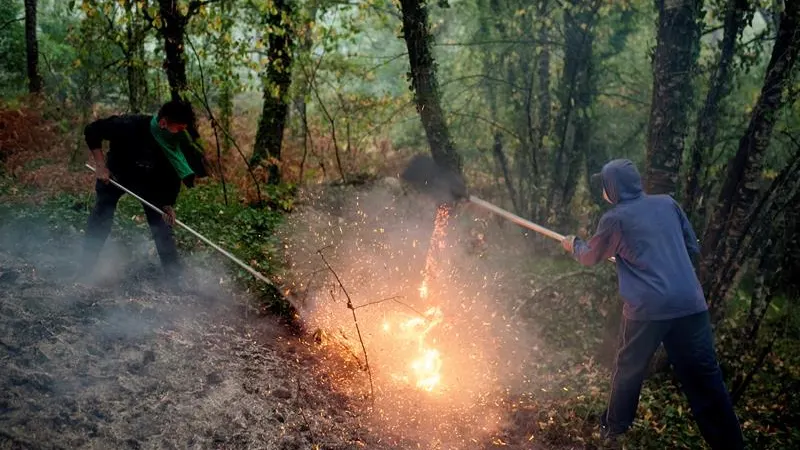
[0,219,403,450]
[1,104,588,449]
[0,182,589,450]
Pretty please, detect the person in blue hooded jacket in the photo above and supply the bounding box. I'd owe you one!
[561,159,744,449]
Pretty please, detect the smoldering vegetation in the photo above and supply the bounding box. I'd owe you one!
[0,217,411,449]
[277,177,578,448]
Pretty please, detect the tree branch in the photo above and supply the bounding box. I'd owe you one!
[435,38,561,47]
[448,111,524,143]
[186,35,228,205]
[0,16,24,32]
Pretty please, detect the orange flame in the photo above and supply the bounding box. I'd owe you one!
[382,204,450,392]
[396,204,451,391]
[385,306,444,392]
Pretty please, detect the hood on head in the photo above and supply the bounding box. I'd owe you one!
[600,159,643,204]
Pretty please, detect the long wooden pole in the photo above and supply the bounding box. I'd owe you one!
[468,195,615,263]
[85,164,275,286]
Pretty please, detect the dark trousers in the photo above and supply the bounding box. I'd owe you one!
[83,180,180,275]
[603,311,744,449]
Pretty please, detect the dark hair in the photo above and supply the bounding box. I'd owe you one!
[157,99,195,125]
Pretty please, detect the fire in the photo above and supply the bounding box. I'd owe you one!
[385,306,444,392]
[418,280,429,299]
[419,204,451,300]
[384,204,451,392]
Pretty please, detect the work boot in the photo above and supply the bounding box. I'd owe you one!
[598,411,625,449]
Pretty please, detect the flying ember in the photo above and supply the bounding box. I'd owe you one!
[384,204,451,392]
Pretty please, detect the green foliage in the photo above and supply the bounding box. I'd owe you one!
[2,0,799,446]
[0,1,25,96]
[173,181,290,311]
[520,257,800,449]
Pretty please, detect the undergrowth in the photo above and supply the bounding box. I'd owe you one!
[520,258,800,449]
[0,173,294,314]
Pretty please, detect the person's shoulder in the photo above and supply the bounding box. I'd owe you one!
[644,194,679,207]
[129,114,152,124]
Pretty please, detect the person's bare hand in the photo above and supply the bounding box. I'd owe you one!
[162,206,176,227]
[96,164,110,184]
[562,235,576,253]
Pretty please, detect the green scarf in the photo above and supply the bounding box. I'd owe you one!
[149,115,194,180]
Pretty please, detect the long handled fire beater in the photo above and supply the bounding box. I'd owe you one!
[84,164,275,286]
[400,155,615,262]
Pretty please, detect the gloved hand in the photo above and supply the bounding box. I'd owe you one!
[561,235,577,253]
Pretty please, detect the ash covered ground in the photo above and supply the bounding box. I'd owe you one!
[0,217,407,449]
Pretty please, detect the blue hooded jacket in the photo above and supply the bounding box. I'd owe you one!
[572,159,707,321]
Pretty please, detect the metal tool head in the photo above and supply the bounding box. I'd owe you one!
[400,154,468,204]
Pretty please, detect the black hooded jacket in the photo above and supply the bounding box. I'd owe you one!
[84,114,208,207]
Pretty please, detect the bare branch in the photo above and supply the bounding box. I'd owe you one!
[186,35,228,205]
[317,250,374,404]
[353,296,426,318]
[0,16,24,32]
[435,38,561,48]
[448,111,524,143]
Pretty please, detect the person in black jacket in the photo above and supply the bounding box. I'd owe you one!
[81,100,207,280]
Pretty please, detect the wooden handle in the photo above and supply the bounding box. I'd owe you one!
[467,195,615,263]
[468,195,565,241]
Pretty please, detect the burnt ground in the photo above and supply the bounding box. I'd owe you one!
[0,183,598,450]
[0,220,402,450]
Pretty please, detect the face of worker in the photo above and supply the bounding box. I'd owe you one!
[159,117,188,134]
[603,188,611,204]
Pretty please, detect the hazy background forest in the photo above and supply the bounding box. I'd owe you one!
[1,0,799,448]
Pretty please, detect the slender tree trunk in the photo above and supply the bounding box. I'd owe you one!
[24,0,42,94]
[218,0,234,153]
[683,0,749,221]
[492,133,520,212]
[158,0,189,101]
[399,0,462,175]
[547,0,598,225]
[295,2,318,182]
[533,0,551,221]
[251,0,294,184]
[124,0,146,112]
[700,0,800,317]
[643,0,701,196]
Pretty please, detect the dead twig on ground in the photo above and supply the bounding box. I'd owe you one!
[317,249,374,404]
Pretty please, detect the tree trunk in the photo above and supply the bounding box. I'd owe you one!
[24,0,41,94]
[532,0,551,221]
[547,0,598,225]
[643,0,701,196]
[683,0,749,222]
[700,0,800,317]
[399,0,462,175]
[158,0,189,101]
[492,133,520,213]
[251,0,294,184]
[124,0,146,113]
[217,0,234,153]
